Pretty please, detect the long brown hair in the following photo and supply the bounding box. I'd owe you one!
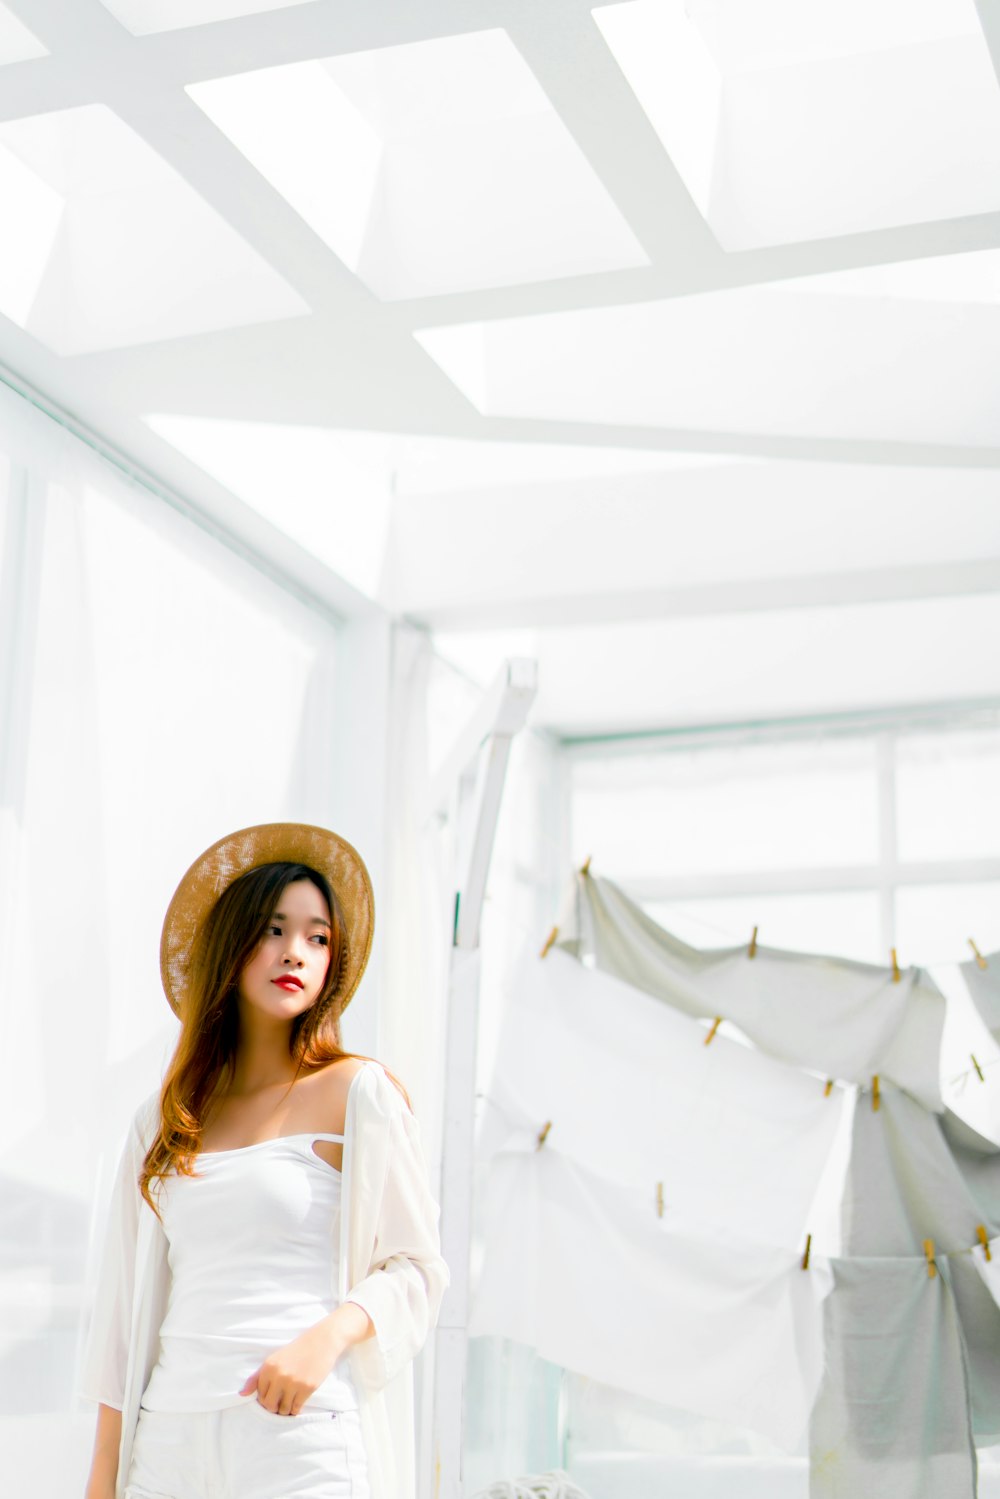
[140,860,407,1218]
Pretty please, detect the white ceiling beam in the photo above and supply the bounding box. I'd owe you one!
[0,0,997,597]
[3,0,999,311]
[409,559,1000,633]
[975,0,1000,87]
[0,359,386,623]
[615,858,1000,904]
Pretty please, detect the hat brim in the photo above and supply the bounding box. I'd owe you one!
[160,822,374,1018]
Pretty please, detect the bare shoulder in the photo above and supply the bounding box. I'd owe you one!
[304,1054,372,1128]
[307,1054,412,1121]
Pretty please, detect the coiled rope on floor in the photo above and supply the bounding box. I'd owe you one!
[469,1472,592,1499]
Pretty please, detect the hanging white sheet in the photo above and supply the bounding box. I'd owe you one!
[808,1256,977,1499]
[470,1146,832,1454]
[555,873,944,1111]
[478,947,846,1253]
[961,949,1000,1037]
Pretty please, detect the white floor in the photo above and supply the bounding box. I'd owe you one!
[14,1412,1000,1498]
[570,1452,1000,1498]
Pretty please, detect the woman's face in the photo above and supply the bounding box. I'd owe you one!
[237,878,333,1023]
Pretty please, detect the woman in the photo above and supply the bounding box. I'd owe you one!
[79,822,449,1499]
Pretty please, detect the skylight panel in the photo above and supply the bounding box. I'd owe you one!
[0,104,307,356]
[592,0,1000,249]
[414,259,1000,446]
[95,0,315,33]
[187,29,648,299]
[143,416,394,598]
[142,417,734,599]
[0,2,46,63]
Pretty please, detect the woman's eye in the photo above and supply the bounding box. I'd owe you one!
[313,935,329,946]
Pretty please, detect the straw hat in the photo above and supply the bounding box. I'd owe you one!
[160,822,375,1018]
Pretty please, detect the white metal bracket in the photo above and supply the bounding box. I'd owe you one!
[424,657,537,1499]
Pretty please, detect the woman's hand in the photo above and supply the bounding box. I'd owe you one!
[238,1302,374,1415]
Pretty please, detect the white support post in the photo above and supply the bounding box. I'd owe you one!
[425,659,537,1499]
[0,466,45,974]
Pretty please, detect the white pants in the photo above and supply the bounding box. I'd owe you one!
[124,1399,371,1499]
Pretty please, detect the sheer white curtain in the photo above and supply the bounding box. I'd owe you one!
[380,624,451,1141]
[0,382,342,1496]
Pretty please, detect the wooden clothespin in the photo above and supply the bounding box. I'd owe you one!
[801,1233,812,1271]
[540,926,559,959]
[969,938,989,971]
[656,1182,664,1219]
[704,1016,723,1046]
[972,1054,985,1083]
[923,1238,937,1278]
[823,1079,834,1098]
[977,1225,992,1262]
[871,1075,880,1112]
[580,855,592,877]
[748,925,758,959]
[890,947,901,983]
[536,1120,552,1150]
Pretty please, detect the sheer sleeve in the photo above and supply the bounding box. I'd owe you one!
[77,1093,158,1408]
[344,1068,450,1392]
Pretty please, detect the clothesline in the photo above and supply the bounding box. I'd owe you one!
[486,874,997,1007]
[950,1053,1000,1091]
[482,894,999,1121]
[529,853,1000,976]
[525,868,1000,1100]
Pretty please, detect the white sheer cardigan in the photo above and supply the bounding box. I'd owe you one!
[77,1059,450,1499]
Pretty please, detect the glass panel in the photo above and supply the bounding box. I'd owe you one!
[0,104,306,355]
[188,30,647,300]
[463,1338,563,1494]
[592,0,1000,250]
[566,1373,810,1496]
[896,724,1000,862]
[643,889,883,966]
[0,449,10,552]
[97,0,311,33]
[0,424,340,1424]
[0,2,45,65]
[571,737,879,881]
[895,881,1000,967]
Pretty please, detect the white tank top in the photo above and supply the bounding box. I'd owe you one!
[140,1132,360,1413]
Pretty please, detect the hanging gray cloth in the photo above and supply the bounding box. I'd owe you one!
[841,1082,1000,1257]
[841,1080,1000,1444]
[941,1110,1000,1227]
[556,872,944,1110]
[948,1254,1000,1445]
[809,1255,977,1499]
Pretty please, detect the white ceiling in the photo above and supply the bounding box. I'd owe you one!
[2,0,1000,735]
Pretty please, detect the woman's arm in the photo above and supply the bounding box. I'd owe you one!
[83,1403,122,1499]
